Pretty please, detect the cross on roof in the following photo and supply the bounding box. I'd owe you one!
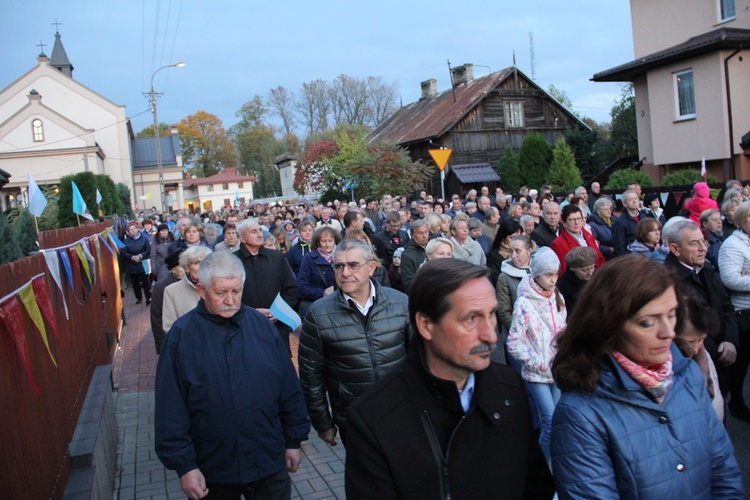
[37,40,47,56]
[51,19,62,33]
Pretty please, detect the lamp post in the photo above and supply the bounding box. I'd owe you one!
[150,62,185,214]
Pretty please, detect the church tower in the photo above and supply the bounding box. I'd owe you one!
[49,30,74,78]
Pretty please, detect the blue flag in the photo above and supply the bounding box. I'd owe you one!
[27,172,48,217]
[270,293,302,330]
[71,181,94,221]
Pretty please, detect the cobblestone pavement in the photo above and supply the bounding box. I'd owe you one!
[111,289,346,499]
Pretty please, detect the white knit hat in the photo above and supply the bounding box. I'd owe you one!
[530,247,560,278]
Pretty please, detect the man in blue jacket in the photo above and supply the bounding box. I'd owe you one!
[155,251,310,499]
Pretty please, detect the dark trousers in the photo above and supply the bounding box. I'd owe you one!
[129,272,151,301]
[729,320,750,407]
[205,469,291,499]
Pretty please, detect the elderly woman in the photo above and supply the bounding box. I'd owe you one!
[701,208,724,272]
[722,198,740,238]
[556,246,597,315]
[550,205,605,274]
[551,256,742,498]
[627,218,662,258]
[296,226,339,317]
[123,220,153,305]
[162,246,212,333]
[449,215,486,265]
[587,197,615,260]
[496,234,532,334]
[425,237,453,260]
[718,201,750,421]
[213,223,241,253]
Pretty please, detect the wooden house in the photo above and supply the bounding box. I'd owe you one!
[368,63,589,195]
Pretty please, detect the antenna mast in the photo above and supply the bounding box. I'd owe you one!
[529,32,536,80]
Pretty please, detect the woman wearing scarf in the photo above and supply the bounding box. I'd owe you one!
[286,218,315,275]
[122,220,152,305]
[296,226,339,318]
[161,246,212,333]
[551,256,742,498]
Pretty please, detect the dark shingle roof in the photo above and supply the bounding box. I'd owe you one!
[49,32,74,77]
[132,136,179,170]
[593,28,750,82]
[448,163,500,183]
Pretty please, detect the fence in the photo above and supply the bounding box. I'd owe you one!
[0,221,122,499]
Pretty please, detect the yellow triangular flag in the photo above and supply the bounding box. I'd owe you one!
[75,244,92,285]
[18,284,57,367]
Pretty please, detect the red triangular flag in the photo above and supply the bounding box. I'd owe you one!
[31,276,62,348]
[0,298,40,393]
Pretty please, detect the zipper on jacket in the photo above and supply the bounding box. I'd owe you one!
[421,410,466,500]
[364,309,381,382]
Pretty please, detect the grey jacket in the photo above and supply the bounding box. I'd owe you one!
[298,281,410,433]
[496,260,529,330]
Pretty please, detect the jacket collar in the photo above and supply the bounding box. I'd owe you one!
[194,299,243,328]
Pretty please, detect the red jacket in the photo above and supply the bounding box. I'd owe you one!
[550,229,606,274]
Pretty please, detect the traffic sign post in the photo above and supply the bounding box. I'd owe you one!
[344,176,360,202]
[429,148,452,201]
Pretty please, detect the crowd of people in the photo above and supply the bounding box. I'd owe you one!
[139,180,750,498]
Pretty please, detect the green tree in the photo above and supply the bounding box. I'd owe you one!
[0,211,21,264]
[604,169,653,190]
[11,209,37,256]
[661,169,718,186]
[58,172,98,227]
[177,111,238,177]
[116,183,134,218]
[518,132,553,189]
[95,175,123,216]
[496,147,521,192]
[36,184,59,231]
[547,84,574,113]
[548,137,582,191]
[136,123,171,138]
[608,83,638,158]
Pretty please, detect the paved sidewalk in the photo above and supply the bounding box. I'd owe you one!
[111,289,346,499]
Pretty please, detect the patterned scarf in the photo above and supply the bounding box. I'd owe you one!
[318,248,333,263]
[611,350,674,404]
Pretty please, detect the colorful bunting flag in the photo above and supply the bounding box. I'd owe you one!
[18,283,57,367]
[0,298,40,393]
[43,250,69,319]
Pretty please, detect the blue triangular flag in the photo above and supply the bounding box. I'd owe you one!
[27,172,48,217]
[71,181,93,221]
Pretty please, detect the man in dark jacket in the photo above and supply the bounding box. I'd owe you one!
[400,220,429,291]
[299,238,410,447]
[531,202,562,248]
[663,220,739,396]
[235,219,298,352]
[372,210,410,267]
[155,252,310,499]
[612,189,654,256]
[345,259,554,499]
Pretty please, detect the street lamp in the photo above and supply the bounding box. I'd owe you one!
[150,61,185,213]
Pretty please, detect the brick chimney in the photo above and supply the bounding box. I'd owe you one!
[450,63,475,86]
[420,79,438,99]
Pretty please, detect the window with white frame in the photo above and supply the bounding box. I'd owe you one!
[207,184,214,192]
[674,70,696,119]
[505,101,524,128]
[32,119,44,142]
[718,0,735,22]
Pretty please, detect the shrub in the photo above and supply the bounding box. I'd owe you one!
[604,169,653,190]
[518,132,553,189]
[660,169,718,186]
[548,137,582,192]
[496,147,521,193]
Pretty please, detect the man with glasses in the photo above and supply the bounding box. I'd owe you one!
[550,205,606,274]
[298,238,410,447]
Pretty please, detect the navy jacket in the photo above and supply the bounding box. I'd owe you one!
[296,250,335,301]
[122,233,151,275]
[286,240,313,276]
[155,300,310,483]
[551,345,742,498]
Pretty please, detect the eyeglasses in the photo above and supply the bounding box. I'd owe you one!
[333,260,371,273]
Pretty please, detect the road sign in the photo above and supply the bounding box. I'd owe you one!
[429,148,452,171]
[344,176,360,190]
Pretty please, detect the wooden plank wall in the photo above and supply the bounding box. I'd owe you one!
[0,221,122,499]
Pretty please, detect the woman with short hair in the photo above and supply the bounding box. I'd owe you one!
[449,215,486,266]
[551,256,742,497]
[162,246,212,333]
[296,226,339,317]
[627,218,662,258]
[586,197,616,260]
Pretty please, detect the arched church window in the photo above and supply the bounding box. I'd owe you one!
[32,119,44,142]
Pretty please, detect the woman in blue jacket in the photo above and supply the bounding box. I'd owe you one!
[122,220,152,305]
[550,255,742,499]
[296,226,338,318]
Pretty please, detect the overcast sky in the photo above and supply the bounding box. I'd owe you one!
[1,1,635,135]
